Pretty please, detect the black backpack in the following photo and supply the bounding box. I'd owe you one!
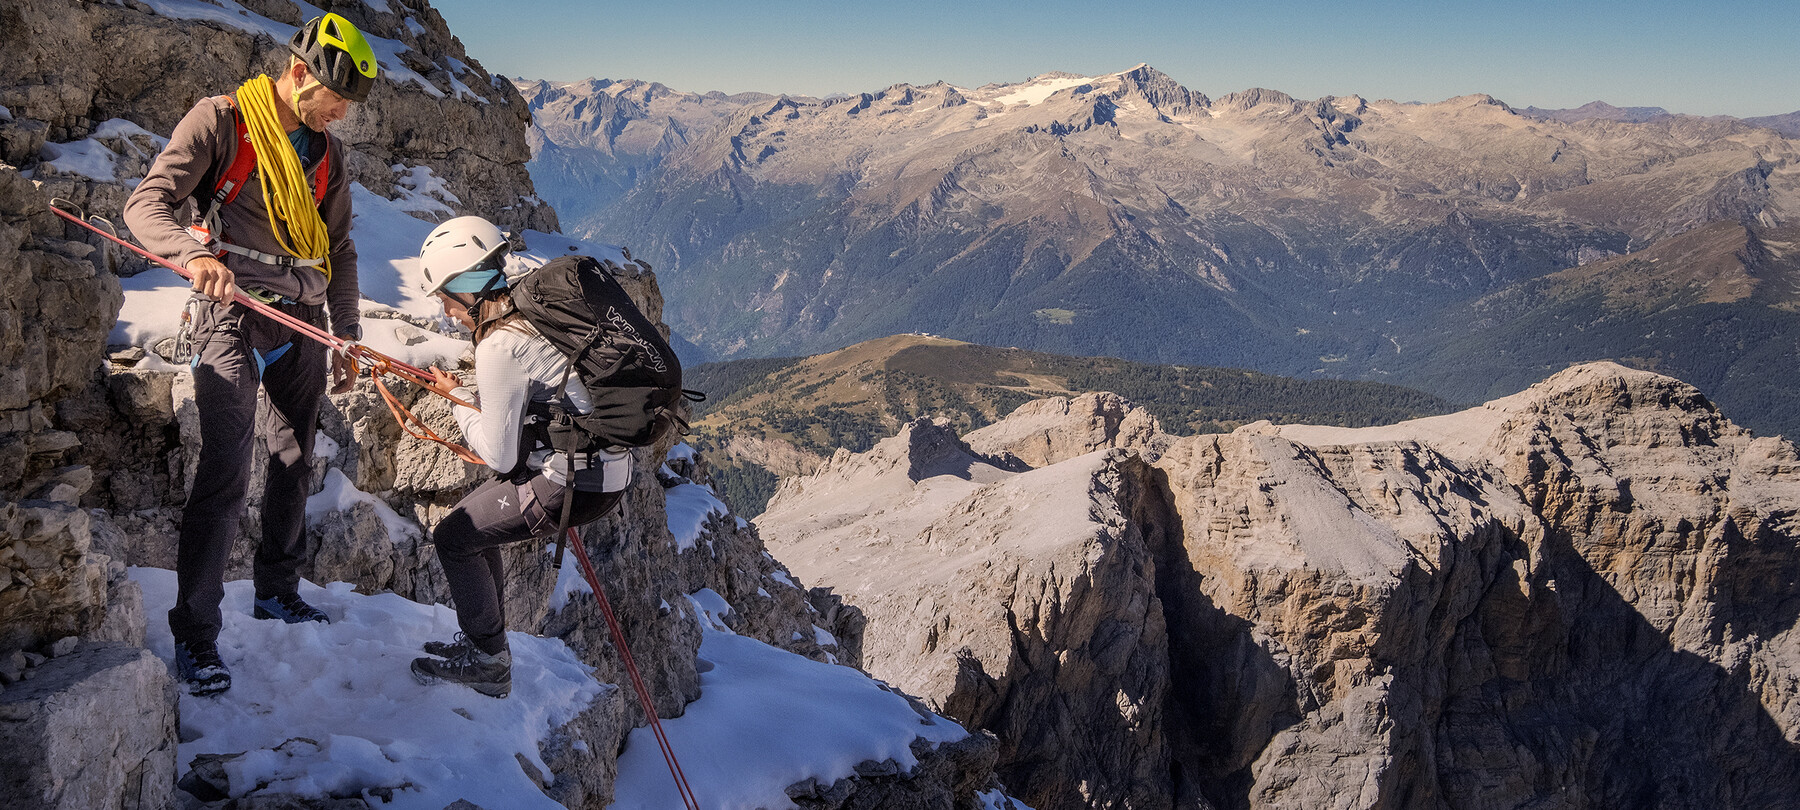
[507,255,701,564]
[511,255,689,450]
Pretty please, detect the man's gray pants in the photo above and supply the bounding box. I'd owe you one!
[169,297,327,646]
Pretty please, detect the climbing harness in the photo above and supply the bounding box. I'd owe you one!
[52,202,697,804]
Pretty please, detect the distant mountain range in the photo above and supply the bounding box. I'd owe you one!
[1519,100,1800,137]
[685,333,1455,514]
[520,67,1800,438]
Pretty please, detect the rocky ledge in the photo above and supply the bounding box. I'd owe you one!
[759,362,1800,810]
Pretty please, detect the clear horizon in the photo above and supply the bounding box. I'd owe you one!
[431,0,1798,119]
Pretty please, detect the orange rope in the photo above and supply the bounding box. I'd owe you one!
[368,356,487,466]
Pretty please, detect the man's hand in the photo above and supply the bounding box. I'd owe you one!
[329,347,358,395]
[188,256,236,301]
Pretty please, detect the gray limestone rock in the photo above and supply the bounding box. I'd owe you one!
[962,391,1170,468]
[0,642,176,810]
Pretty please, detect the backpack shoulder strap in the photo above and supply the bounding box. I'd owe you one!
[312,132,332,205]
[209,97,258,212]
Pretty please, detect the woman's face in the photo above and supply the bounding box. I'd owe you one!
[436,292,475,331]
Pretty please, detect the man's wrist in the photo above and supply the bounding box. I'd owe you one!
[334,325,362,342]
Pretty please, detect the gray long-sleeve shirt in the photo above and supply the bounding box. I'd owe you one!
[124,94,360,339]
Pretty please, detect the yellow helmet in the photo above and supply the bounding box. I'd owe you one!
[289,13,379,102]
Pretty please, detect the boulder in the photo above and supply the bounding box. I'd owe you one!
[0,642,176,810]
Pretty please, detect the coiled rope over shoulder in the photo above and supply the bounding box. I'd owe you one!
[235,74,332,280]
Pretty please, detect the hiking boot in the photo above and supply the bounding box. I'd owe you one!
[253,593,329,624]
[422,632,474,659]
[411,646,511,698]
[175,639,231,697]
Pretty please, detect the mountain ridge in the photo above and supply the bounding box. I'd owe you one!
[526,64,1800,435]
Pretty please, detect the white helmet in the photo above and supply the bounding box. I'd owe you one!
[419,215,511,296]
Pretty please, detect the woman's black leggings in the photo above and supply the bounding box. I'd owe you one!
[431,474,623,655]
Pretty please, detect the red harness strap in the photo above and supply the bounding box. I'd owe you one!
[206,96,332,217]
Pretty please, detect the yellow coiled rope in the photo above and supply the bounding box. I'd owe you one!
[234,74,332,281]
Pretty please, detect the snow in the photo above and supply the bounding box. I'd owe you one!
[403,16,428,38]
[979,789,1036,810]
[111,271,197,348]
[0,105,11,120]
[989,75,1094,108]
[666,442,697,463]
[129,567,605,809]
[769,570,797,589]
[546,542,595,612]
[665,482,730,551]
[813,625,837,648]
[390,164,460,218]
[37,119,165,182]
[133,348,187,373]
[305,468,422,543]
[606,590,970,809]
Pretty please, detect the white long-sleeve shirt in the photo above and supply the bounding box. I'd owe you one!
[448,323,631,492]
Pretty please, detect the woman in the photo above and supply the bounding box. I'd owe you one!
[410,216,631,698]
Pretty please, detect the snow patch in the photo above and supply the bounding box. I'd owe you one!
[390,164,460,218]
[989,75,1094,108]
[305,468,422,544]
[129,567,603,809]
[666,442,698,463]
[606,592,969,808]
[546,542,595,612]
[665,482,729,552]
[36,119,164,182]
[769,570,797,589]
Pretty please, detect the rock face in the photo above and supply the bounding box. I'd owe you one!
[0,642,177,810]
[963,391,1169,467]
[762,420,1175,810]
[0,0,556,233]
[759,361,1800,810]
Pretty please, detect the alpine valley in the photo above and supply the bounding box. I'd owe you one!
[521,66,1800,438]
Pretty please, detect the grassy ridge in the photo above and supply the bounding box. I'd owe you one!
[685,335,1457,516]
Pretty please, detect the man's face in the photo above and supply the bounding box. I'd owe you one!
[295,69,351,131]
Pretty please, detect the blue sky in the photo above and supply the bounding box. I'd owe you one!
[432,0,1799,117]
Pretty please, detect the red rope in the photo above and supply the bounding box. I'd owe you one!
[48,204,438,383]
[566,527,700,809]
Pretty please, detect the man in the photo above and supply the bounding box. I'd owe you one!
[123,13,379,696]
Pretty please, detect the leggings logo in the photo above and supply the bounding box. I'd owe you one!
[606,307,668,373]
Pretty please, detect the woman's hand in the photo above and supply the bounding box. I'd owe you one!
[428,365,463,392]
